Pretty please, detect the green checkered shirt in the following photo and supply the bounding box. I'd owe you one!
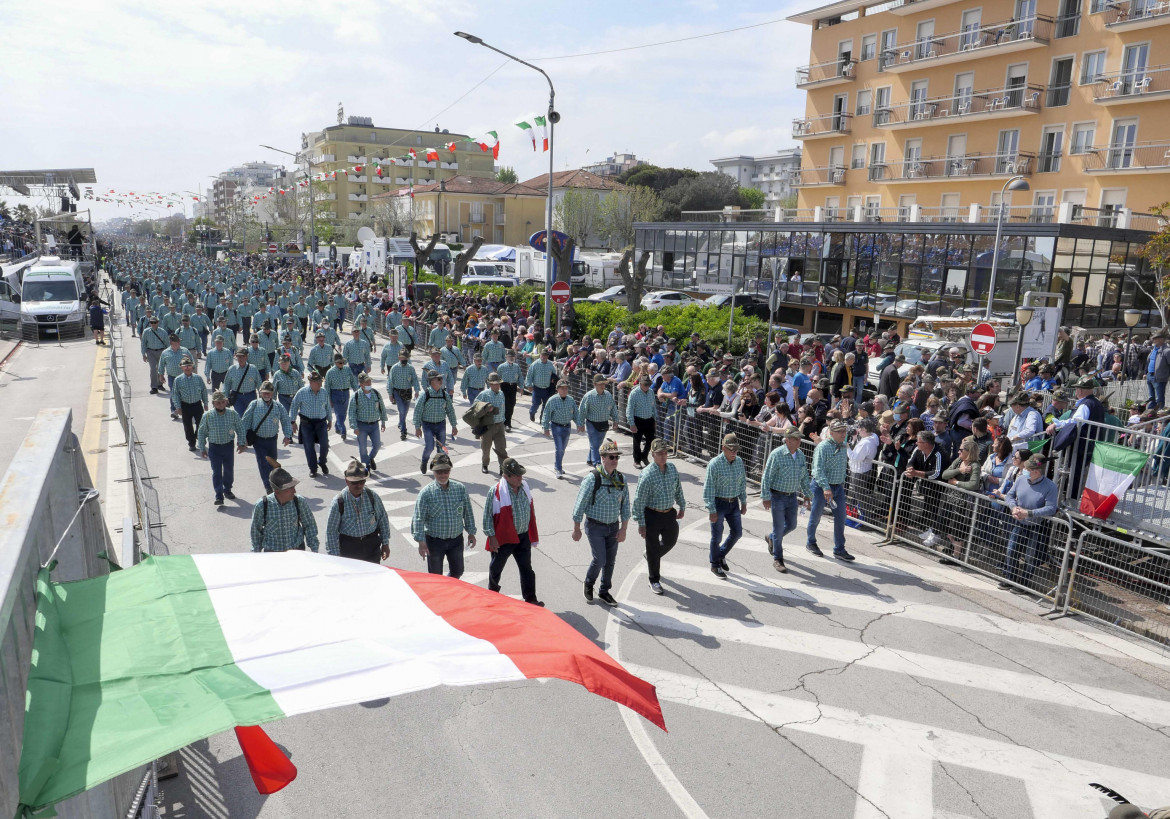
[177,327,200,351]
[379,342,403,370]
[211,327,236,351]
[626,387,657,423]
[171,372,207,409]
[245,346,270,370]
[204,347,233,376]
[413,387,458,427]
[256,330,279,354]
[273,368,303,396]
[632,462,686,525]
[157,346,193,377]
[461,364,488,392]
[324,365,359,392]
[428,327,450,348]
[811,438,848,488]
[325,488,389,554]
[576,390,619,426]
[572,467,631,524]
[412,479,477,541]
[482,483,532,538]
[541,394,577,430]
[482,340,506,364]
[761,446,810,502]
[348,388,388,427]
[224,363,263,397]
[440,345,465,372]
[388,362,420,392]
[525,359,556,388]
[290,386,330,419]
[196,408,243,450]
[702,454,747,512]
[344,338,372,370]
[421,360,451,384]
[241,398,292,439]
[307,344,334,370]
[250,495,320,553]
[497,361,521,384]
[478,387,506,424]
[277,348,303,371]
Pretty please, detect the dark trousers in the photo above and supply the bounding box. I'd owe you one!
[633,416,655,464]
[241,316,251,337]
[300,416,328,471]
[210,370,227,391]
[488,533,537,602]
[529,385,551,420]
[426,534,465,578]
[253,435,278,491]
[502,383,517,426]
[299,316,308,334]
[338,531,382,563]
[585,519,620,594]
[709,498,742,565]
[644,508,679,584]
[278,394,293,413]
[208,442,234,500]
[180,401,204,447]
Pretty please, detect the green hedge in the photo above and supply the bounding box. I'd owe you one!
[572,301,769,355]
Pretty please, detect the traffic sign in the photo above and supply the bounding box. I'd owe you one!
[267,243,277,253]
[550,280,571,305]
[971,322,997,355]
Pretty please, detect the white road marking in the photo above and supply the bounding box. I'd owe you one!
[853,748,933,819]
[627,663,1165,817]
[626,602,1170,725]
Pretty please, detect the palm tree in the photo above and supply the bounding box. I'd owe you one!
[14,204,35,223]
[0,200,10,220]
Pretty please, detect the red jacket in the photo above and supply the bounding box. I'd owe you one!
[488,482,540,547]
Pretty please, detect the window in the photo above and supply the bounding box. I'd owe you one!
[1039,126,1064,172]
[861,34,877,60]
[1120,44,1150,93]
[1005,63,1028,107]
[909,80,929,119]
[1048,57,1073,106]
[953,72,975,114]
[1080,50,1107,84]
[1056,0,1081,36]
[874,85,892,123]
[960,10,982,49]
[1108,119,1138,169]
[869,143,887,180]
[997,129,1021,173]
[470,202,484,223]
[915,20,936,59]
[1033,191,1056,220]
[864,195,882,219]
[851,143,867,169]
[856,89,872,115]
[879,28,898,68]
[1070,122,1096,154]
[940,193,962,221]
[898,194,916,221]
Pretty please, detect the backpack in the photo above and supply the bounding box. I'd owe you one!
[590,467,626,506]
[260,495,307,549]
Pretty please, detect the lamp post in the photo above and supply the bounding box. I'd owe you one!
[1013,306,1033,389]
[261,144,316,267]
[980,174,1030,377]
[1124,308,1142,380]
[455,31,558,332]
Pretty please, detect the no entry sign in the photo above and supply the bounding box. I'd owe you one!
[551,280,571,305]
[971,322,997,355]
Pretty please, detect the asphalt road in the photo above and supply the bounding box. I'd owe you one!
[104,318,1170,819]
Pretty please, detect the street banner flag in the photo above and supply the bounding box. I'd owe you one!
[534,114,549,151]
[1080,442,1149,518]
[18,553,664,813]
[1028,438,1048,453]
[408,148,417,159]
[515,117,537,150]
[477,130,500,159]
[425,148,439,162]
[444,141,458,152]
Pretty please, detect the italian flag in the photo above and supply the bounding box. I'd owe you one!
[425,148,439,161]
[477,130,500,159]
[445,141,458,152]
[408,148,417,159]
[534,114,549,151]
[1079,441,1149,518]
[18,553,663,813]
[516,117,537,150]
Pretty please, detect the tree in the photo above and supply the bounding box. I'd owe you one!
[554,188,601,248]
[14,205,35,223]
[598,186,662,250]
[658,172,741,221]
[619,165,698,192]
[776,192,798,211]
[495,166,518,184]
[738,186,766,210]
[615,248,652,311]
[371,197,412,237]
[0,200,9,220]
[452,237,485,285]
[1133,201,1170,328]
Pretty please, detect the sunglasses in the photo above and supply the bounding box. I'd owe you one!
[603,454,620,460]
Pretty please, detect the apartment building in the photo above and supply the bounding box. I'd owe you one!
[299,118,496,220]
[581,152,649,178]
[372,176,547,247]
[788,0,1170,221]
[710,148,803,206]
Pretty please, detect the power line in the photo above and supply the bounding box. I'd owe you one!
[530,17,787,61]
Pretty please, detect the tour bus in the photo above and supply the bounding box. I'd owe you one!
[19,256,87,338]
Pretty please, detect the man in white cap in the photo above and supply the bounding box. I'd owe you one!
[249,468,319,553]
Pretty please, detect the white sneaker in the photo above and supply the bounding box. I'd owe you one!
[649,581,663,595]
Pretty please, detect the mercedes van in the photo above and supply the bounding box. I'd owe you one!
[20,256,87,337]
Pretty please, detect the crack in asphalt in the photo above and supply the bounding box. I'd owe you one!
[937,761,995,819]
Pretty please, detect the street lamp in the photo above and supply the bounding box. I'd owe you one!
[262,144,317,265]
[455,31,558,332]
[1124,308,1142,379]
[980,175,1030,377]
[1013,305,1033,389]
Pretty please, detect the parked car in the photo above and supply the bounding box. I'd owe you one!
[587,285,628,306]
[884,298,942,317]
[704,293,772,320]
[641,290,703,310]
[866,339,969,386]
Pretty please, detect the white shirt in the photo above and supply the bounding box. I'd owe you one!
[1005,406,1043,451]
[848,433,879,475]
[1051,400,1092,430]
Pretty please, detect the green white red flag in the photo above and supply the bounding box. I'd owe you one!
[1079,442,1149,518]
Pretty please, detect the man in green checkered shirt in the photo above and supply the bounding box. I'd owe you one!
[428,320,450,350]
[497,349,522,431]
[482,329,505,372]
[348,373,387,471]
[241,382,293,494]
[761,426,811,573]
[197,390,246,505]
[324,354,359,438]
[576,374,620,467]
[633,438,686,594]
[157,335,193,394]
[525,349,557,422]
[250,468,320,553]
[704,432,748,578]
[172,357,208,450]
[440,336,465,393]
[478,373,508,475]
[806,420,854,562]
[378,328,403,372]
[572,439,630,606]
[412,452,476,578]
[541,380,577,478]
[414,370,459,475]
[625,375,658,468]
[344,327,372,377]
[307,332,333,377]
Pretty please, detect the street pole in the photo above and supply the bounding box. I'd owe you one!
[980,174,1029,381]
[261,144,316,268]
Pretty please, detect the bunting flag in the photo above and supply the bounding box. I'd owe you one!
[1080,442,1149,519]
[408,148,417,159]
[477,130,500,159]
[425,148,439,162]
[17,553,664,813]
[515,117,537,150]
[534,114,549,151]
[445,141,458,152]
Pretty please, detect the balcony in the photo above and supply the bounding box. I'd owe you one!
[878,16,1051,74]
[788,165,847,187]
[887,0,962,14]
[346,175,367,183]
[317,211,336,219]
[1081,141,1170,173]
[868,152,1035,183]
[872,84,1043,129]
[348,194,368,202]
[795,58,856,88]
[495,213,506,225]
[314,193,337,201]
[315,154,335,163]
[1092,65,1170,104]
[346,155,369,163]
[792,113,852,139]
[1105,0,1170,28]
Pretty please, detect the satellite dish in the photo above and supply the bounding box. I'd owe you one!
[356,226,376,243]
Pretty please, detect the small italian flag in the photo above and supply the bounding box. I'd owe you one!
[18,553,663,812]
[477,130,500,159]
[516,116,537,150]
[425,148,439,161]
[1080,441,1149,518]
[445,141,458,152]
[408,148,417,159]
[534,113,549,151]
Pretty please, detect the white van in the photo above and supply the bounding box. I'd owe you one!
[20,256,87,336]
[461,275,517,288]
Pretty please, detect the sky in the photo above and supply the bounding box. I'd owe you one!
[1,0,812,221]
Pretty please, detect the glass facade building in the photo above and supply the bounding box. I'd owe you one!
[634,220,1159,333]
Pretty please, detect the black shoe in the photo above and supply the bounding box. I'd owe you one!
[188,445,197,452]
[482,465,489,474]
[400,433,407,441]
[341,432,347,441]
[368,460,376,471]
[526,599,545,607]
[150,388,158,395]
[997,581,1013,590]
[711,564,727,579]
[214,497,224,506]
[597,591,617,606]
[806,544,825,557]
[765,533,774,556]
[309,470,318,477]
[529,414,535,423]
[320,463,329,475]
[421,463,427,474]
[1009,587,1029,595]
[583,582,594,602]
[721,559,729,572]
[488,583,501,593]
[505,425,513,432]
[773,559,788,573]
[939,557,957,566]
[224,490,236,500]
[833,550,855,562]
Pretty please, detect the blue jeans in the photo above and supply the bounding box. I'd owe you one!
[660,408,678,447]
[421,420,446,469]
[253,435,278,492]
[330,389,349,435]
[232,392,253,418]
[584,520,620,594]
[207,442,234,500]
[466,387,481,406]
[1002,521,1043,587]
[807,480,847,553]
[349,362,365,381]
[299,416,328,471]
[585,421,607,465]
[708,498,742,565]
[425,534,465,578]
[529,385,551,419]
[767,492,800,561]
[1148,374,1166,409]
[198,331,209,355]
[392,391,410,435]
[550,423,571,471]
[278,394,292,413]
[356,420,381,464]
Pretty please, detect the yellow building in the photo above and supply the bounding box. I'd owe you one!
[788,0,1170,220]
[370,176,548,247]
[300,121,496,220]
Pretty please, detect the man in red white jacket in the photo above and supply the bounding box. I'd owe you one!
[481,457,543,607]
